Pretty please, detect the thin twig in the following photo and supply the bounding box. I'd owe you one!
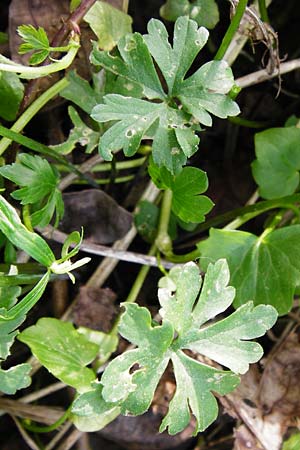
[236,58,300,88]
[59,154,104,191]
[45,421,73,450]
[20,382,66,404]
[10,415,40,450]
[56,428,83,450]
[40,225,174,269]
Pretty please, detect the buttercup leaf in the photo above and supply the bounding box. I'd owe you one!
[91,16,239,172]
[95,259,277,434]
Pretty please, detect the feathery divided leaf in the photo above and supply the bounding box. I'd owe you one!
[17,24,50,65]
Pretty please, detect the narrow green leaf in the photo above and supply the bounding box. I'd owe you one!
[84,1,132,51]
[0,196,55,267]
[18,318,98,392]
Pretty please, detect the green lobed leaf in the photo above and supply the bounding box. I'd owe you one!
[160,351,238,434]
[149,164,214,223]
[0,154,63,227]
[91,16,239,172]
[0,71,24,121]
[18,318,98,392]
[61,71,103,115]
[17,24,49,54]
[197,226,300,315]
[99,259,277,434]
[0,364,31,394]
[91,33,165,100]
[144,16,209,95]
[0,196,55,267]
[101,304,173,413]
[50,106,100,155]
[252,127,300,199]
[84,1,132,51]
[92,95,196,173]
[160,0,219,30]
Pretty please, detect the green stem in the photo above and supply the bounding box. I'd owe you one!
[22,406,71,433]
[0,36,79,78]
[214,0,248,60]
[22,205,33,232]
[167,194,300,263]
[0,124,98,188]
[155,189,173,256]
[228,116,272,128]
[184,194,300,237]
[0,77,69,155]
[258,0,270,22]
[73,175,134,185]
[125,243,157,304]
[110,243,157,336]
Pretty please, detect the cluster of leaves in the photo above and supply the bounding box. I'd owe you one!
[0,195,91,395]
[91,16,239,173]
[70,259,277,434]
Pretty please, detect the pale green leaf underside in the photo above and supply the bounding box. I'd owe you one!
[72,382,120,432]
[252,127,300,199]
[197,226,300,315]
[18,318,99,392]
[0,363,31,394]
[84,1,132,51]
